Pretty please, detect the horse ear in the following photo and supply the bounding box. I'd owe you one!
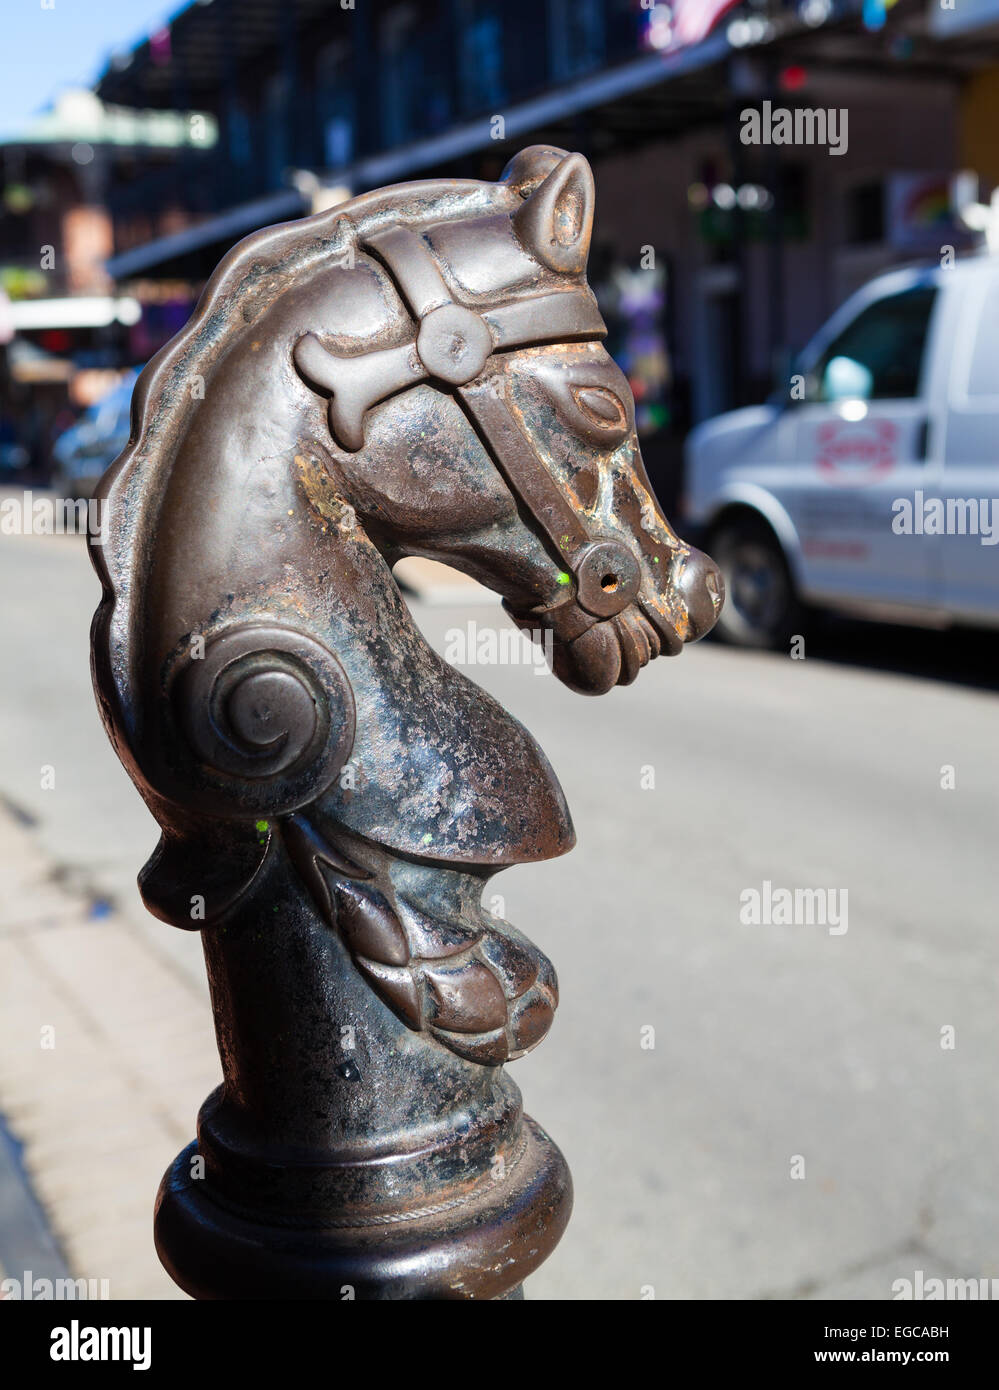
[512,152,594,275]
[501,145,570,196]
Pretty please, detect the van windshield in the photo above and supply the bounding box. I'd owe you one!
[804,285,937,403]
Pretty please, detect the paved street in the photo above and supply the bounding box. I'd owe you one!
[0,523,996,1300]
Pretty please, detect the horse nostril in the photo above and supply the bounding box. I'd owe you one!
[677,547,725,641]
[600,573,618,593]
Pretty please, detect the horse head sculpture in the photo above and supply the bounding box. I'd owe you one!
[89,146,722,1298]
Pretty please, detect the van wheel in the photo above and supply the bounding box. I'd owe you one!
[709,517,799,649]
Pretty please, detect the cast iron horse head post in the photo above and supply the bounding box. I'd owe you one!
[89,146,722,1299]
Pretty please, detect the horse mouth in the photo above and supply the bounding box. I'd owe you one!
[505,598,683,696]
[561,605,683,694]
[612,606,683,684]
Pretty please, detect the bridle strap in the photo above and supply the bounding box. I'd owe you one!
[295,221,607,451]
[358,222,607,575]
[458,378,592,565]
[364,224,453,318]
[457,379,644,624]
[295,219,642,619]
[363,224,607,349]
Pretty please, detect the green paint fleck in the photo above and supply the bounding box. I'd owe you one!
[255,820,269,833]
[422,832,433,844]
[557,571,571,586]
[653,555,660,564]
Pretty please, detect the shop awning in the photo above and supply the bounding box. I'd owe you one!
[104,30,732,280]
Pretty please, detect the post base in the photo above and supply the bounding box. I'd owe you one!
[154,1117,571,1300]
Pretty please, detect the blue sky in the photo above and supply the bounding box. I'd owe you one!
[1,0,184,135]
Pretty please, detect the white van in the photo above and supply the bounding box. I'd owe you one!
[684,256,999,646]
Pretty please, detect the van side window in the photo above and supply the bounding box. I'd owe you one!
[967,279,999,398]
[807,286,937,403]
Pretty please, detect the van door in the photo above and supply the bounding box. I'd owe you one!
[783,283,940,609]
[938,270,999,623]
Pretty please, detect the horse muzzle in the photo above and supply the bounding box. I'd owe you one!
[506,541,725,696]
[673,545,726,643]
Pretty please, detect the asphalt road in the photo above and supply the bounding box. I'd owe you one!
[1,525,996,1300]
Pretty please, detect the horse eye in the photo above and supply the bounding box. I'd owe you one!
[570,385,628,433]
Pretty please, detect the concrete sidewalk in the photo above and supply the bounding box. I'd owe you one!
[0,806,219,1299]
[0,1107,71,1294]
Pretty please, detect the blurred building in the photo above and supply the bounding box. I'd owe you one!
[0,89,217,477]
[70,0,999,502]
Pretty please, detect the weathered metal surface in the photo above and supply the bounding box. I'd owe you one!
[88,145,722,1299]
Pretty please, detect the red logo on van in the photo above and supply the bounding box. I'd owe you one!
[816,419,897,485]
